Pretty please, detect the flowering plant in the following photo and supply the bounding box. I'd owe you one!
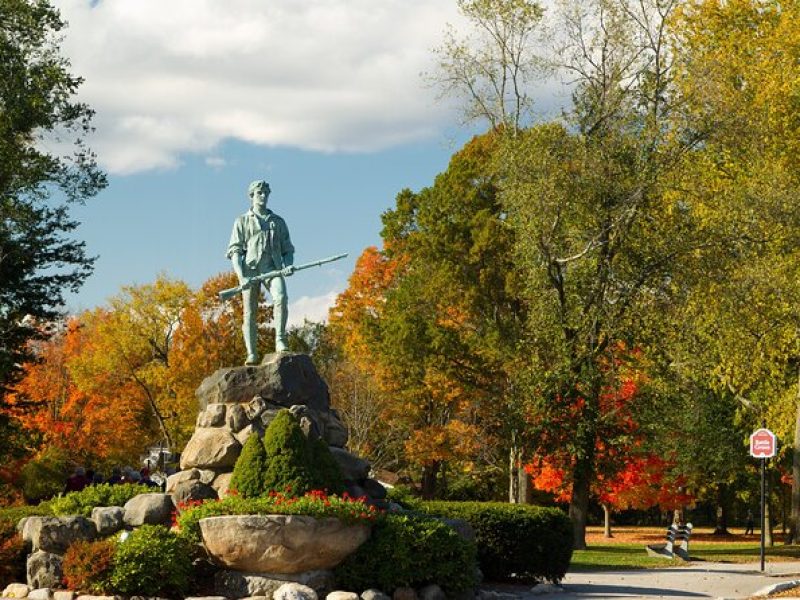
[175,488,382,545]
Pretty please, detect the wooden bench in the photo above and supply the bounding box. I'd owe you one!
[645,522,693,560]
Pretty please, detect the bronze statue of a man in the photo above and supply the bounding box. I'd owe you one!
[227,180,294,364]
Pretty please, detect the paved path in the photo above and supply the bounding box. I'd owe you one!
[485,562,800,600]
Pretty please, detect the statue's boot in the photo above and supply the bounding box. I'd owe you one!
[275,294,289,353]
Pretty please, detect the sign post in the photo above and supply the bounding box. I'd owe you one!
[750,425,777,572]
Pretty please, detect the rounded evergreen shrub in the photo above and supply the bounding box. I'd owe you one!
[62,538,116,593]
[110,525,191,597]
[334,513,477,595]
[230,433,268,498]
[229,410,346,498]
[418,501,573,583]
[309,437,345,495]
[262,410,314,495]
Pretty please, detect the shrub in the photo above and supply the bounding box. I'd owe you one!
[0,504,52,587]
[0,519,25,588]
[49,483,153,517]
[19,448,70,503]
[385,486,423,510]
[231,409,345,498]
[62,538,116,593]
[110,525,192,597]
[230,433,268,498]
[309,437,345,495]
[262,410,315,495]
[176,489,380,546]
[417,501,573,583]
[335,513,477,595]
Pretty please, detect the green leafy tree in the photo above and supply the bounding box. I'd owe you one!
[0,0,106,394]
[367,132,525,499]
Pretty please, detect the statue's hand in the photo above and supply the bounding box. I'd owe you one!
[238,275,252,288]
[281,265,295,277]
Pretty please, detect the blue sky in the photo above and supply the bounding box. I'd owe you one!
[54,0,561,324]
[67,135,475,323]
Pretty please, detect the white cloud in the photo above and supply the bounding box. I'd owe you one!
[54,0,466,174]
[204,156,227,169]
[287,289,341,328]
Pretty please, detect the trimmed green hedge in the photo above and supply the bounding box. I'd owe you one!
[417,501,573,583]
[334,513,477,595]
[49,484,154,517]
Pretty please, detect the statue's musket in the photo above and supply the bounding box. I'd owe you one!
[218,253,349,301]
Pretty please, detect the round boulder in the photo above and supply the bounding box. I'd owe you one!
[180,428,242,470]
[123,493,175,527]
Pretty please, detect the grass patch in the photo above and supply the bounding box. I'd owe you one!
[571,542,800,572]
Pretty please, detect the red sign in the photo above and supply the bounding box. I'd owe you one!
[750,428,777,458]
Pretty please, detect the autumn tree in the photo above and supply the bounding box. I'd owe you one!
[5,272,254,469]
[345,132,526,499]
[0,0,106,396]
[327,247,410,474]
[525,353,693,537]
[6,319,148,465]
[169,272,256,405]
[66,276,194,452]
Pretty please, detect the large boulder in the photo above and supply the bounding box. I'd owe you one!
[3,583,30,598]
[329,448,370,482]
[210,472,233,498]
[180,428,242,470]
[91,507,125,537]
[198,403,227,427]
[214,570,334,599]
[195,353,330,411]
[172,480,219,506]
[123,493,175,527]
[26,551,62,589]
[165,468,215,493]
[22,516,96,553]
[200,515,370,573]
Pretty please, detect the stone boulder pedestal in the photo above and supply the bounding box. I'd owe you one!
[199,515,370,573]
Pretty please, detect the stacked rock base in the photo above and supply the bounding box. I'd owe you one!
[170,353,386,505]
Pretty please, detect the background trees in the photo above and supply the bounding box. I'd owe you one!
[321,0,800,548]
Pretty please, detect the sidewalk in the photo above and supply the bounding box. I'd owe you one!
[483,561,800,600]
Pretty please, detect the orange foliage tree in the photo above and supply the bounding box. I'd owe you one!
[7,319,147,466]
[525,358,693,536]
[5,272,249,470]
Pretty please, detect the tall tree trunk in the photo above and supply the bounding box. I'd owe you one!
[713,484,729,535]
[569,451,593,550]
[603,504,613,538]
[421,462,439,500]
[789,386,800,544]
[508,442,528,504]
[519,460,533,504]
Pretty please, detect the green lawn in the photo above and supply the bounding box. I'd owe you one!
[570,542,800,571]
